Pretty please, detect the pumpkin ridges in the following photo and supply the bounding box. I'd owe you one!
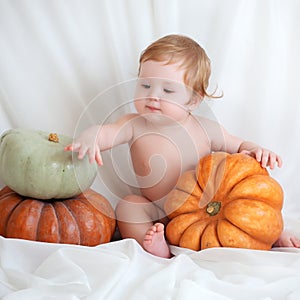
[227,175,284,210]
[0,186,116,246]
[196,153,269,208]
[179,220,208,251]
[78,190,116,235]
[0,193,22,235]
[36,203,59,243]
[80,190,114,216]
[223,199,283,244]
[166,170,204,218]
[53,201,80,244]
[174,170,203,198]
[166,211,204,246]
[217,219,270,250]
[201,221,221,249]
[196,152,228,207]
[6,199,44,240]
[165,190,201,219]
[213,154,269,202]
[64,199,103,246]
[78,197,112,244]
[196,152,228,190]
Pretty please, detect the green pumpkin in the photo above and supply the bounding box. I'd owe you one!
[0,128,97,199]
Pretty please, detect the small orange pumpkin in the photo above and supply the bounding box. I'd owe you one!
[165,152,284,251]
[0,186,116,246]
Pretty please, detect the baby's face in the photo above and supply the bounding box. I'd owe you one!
[134,60,194,124]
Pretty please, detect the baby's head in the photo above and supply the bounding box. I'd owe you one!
[138,34,213,101]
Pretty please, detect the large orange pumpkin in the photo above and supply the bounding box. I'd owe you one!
[165,152,284,251]
[0,186,116,246]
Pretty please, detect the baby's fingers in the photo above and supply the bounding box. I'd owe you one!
[276,155,283,168]
[95,148,103,166]
[267,152,281,170]
[260,150,271,168]
[77,145,89,160]
[64,144,72,151]
[254,148,263,163]
[64,143,81,152]
[263,151,282,169]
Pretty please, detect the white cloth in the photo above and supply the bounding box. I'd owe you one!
[1,237,300,300]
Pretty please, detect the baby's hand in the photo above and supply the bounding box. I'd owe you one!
[240,148,282,169]
[64,125,103,166]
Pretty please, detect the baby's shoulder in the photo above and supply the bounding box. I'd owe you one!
[190,115,225,137]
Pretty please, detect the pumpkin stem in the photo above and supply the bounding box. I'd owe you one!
[206,201,221,216]
[48,133,59,143]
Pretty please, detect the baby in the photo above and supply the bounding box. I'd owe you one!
[65,34,299,257]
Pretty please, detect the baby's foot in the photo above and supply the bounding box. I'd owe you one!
[273,230,300,248]
[143,223,171,258]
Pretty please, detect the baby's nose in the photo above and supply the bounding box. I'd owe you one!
[148,95,160,101]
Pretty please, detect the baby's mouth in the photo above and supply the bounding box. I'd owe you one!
[146,105,161,112]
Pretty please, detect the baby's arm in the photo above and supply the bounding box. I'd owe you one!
[238,141,282,169]
[203,118,282,169]
[64,114,135,165]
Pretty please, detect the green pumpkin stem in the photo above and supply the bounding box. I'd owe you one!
[206,201,221,216]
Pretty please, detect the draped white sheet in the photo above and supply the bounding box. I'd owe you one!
[1,1,300,299]
[1,237,300,300]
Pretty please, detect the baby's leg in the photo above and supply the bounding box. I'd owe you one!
[115,195,171,258]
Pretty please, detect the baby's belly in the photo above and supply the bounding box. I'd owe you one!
[130,130,210,204]
[133,154,196,205]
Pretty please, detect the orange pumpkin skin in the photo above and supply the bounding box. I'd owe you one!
[165,152,284,251]
[0,186,116,246]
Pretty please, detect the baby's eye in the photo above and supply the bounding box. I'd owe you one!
[164,88,174,93]
[141,84,151,89]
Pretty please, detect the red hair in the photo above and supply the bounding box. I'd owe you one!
[139,34,220,99]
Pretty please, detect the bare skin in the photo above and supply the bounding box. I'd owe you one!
[144,223,171,258]
[273,230,300,247]
[65,60,289,258]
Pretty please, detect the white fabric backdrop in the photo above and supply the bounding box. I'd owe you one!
[0,0,299,227]
[1,1,300,299]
